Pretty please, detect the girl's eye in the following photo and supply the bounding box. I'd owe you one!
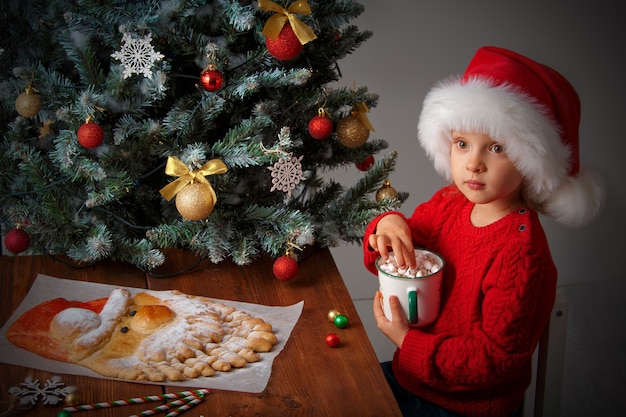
[490,143,505,153]
[455,140,468,149]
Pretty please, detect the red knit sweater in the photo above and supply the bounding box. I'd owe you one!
[363,186,557,417]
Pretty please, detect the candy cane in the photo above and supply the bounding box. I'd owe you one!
[62,389,210,412]
[128,396,196,417]
[164,396,205,417]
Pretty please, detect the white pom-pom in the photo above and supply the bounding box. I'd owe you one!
[543,169,605,227]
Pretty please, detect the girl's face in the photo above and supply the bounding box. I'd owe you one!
[450,131,523,217]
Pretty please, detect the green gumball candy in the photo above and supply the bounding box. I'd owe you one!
[333,314,349,329]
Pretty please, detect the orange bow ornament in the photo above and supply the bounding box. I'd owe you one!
[159,156,227,201]
[258,0,317,45]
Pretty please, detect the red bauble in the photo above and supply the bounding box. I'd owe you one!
[325,333,340,348]
[266,24,303,61]
[4,228,30,254]
[308,114,333,140]
[200,65,224,92]
[77,122,104,148]
[355,155,375,171]
[272,256,298,281]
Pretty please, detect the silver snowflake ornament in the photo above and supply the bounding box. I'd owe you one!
[268,154,306,197]
[111,32,164,79]
[8,375,73,406]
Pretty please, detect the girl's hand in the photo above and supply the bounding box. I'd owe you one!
[373,291,409,348]
[368,214,416,269]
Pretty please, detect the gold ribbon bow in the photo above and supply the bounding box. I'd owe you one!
[353,102,375,132]
[159,156,227,201]
[258,0,317,45]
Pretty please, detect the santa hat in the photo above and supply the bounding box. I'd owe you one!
[417,46,604,227]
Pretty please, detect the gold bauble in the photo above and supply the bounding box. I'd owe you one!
[327,309,342,323]
[64,391,80,406]
[15,91,41,118]
[376,179,398,202]
[175,182,216,220]
[336,114,369,148]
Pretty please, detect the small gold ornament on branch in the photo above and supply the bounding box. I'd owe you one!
[376,179,398,202]
[15,83,41,118]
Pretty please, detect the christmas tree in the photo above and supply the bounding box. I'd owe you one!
[0,0,406,274]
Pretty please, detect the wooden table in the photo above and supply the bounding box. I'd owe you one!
[0,248,401,416]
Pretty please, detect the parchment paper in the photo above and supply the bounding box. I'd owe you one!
[0,274,303,393]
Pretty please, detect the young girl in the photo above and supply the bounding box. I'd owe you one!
[363,46,605,417]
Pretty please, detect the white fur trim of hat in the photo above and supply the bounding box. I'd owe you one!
[417,46,605,227]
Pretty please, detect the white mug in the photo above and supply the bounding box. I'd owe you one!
[376,248,444,326]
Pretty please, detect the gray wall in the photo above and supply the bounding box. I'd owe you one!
[328,2,626,416]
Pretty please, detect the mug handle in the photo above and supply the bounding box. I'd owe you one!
[407,287,417,324]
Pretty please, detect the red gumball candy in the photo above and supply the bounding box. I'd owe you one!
[266,24,303,61]
[77,122,104,148]
[355,155,375,171]
[200,65,224,92]
[325,333,340,348]
[308,114,333,140]
[273,255,298,281]
[4,228,30,254]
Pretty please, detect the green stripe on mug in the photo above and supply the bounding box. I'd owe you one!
[408,287,417,324]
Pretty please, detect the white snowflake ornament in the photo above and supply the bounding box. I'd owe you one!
[268,154,306,197]
[111,32,164,79]
[8,375,74,406]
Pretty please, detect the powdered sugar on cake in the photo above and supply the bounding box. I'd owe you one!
[10,287,278,382]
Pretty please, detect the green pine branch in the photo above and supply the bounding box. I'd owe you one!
[0,0,409,273]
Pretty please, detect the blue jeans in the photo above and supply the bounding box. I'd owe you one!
[381,362,522,417]
[381,361,465,417]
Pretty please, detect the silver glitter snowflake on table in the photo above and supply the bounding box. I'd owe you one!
[111,32,164,79]
[268,154,306,197]
[8,375,73,406]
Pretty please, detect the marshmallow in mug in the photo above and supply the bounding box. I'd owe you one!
[379,253,441,278]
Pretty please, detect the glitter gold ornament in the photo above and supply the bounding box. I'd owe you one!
[336,114,369,148]
[160,156,227,220]
[175,182,216,220]
[376,179,398,202]
[15,85,41,118]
